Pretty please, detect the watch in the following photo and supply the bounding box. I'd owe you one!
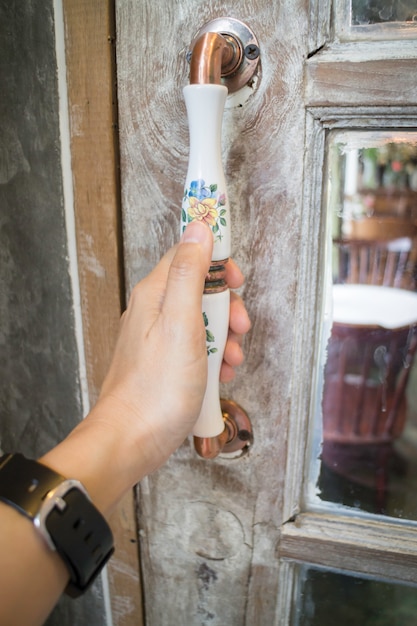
[0,453,114,597]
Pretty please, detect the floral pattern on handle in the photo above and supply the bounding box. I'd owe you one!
[182,179,227,242]
[203,312,218,356]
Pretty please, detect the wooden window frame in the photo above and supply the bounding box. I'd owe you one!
[333,0,417,42]
[280,24,417,594]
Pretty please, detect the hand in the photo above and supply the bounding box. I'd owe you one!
[0,221,250,626]
[41,221,250,513]
[221,257,250,382]
[95,220,250,466]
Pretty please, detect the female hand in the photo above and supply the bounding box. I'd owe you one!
[95,221,250,468]
[42,220,250,512]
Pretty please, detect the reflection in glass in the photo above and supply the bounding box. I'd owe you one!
[352,0,417,25]
[316,131,417,519]
[291,565,417,625]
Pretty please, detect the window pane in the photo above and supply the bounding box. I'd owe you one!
[291,565,417,625]
[313,130,417,519]
[351,1,417,25]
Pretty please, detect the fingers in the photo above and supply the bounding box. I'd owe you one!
[225,258,244,289]
[220,362,237,383]
[160,221,213,329]
[220,334,244,383]
[223,330,244,367]
[154,230,250,389]
[124,225,249,384]
[229,291,251,335]
[221,292,251,382]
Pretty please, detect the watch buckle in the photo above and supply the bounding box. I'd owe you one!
[34,479,90,551]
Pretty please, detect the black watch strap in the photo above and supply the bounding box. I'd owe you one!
[0,453,114,597]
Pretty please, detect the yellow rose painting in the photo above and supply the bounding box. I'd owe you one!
[182,179,227,242]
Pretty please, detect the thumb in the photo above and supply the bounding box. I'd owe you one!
[161,221,213,323]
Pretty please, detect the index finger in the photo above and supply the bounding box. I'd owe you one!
[225,258,244,289]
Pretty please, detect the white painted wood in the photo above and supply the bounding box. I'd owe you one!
[56,2,113,621]
[54,0,90,419]
[116,2,310,622]
[281,512,417,585]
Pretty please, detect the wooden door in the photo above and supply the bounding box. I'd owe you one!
[116,0,310,622]
[111,0,417,624]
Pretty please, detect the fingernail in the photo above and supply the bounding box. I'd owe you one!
[181,220,212,246]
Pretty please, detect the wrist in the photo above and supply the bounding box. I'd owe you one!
[0,453,114,597]
[40,396,160,516]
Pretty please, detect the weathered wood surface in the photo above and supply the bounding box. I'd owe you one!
[62,1,142,623]
[62,0,123,405]
[280,512,417,585]
[115,0,417,623]
[116,1,311,623]
[306,54,417,107]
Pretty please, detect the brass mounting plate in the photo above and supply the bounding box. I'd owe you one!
[221,398,253,455]
[189,18,260,94]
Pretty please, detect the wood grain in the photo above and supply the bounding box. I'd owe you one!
[115,1,417,623]
[116,1,311,623]
[280,513,417,585]
[62,1,142,624]
[307,56,417,107]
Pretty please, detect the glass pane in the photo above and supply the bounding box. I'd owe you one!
[351,1,417,25]
[291,565,417,625]
[314,130,417,519]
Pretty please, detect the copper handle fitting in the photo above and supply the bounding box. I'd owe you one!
[194,399,253,460]
[189,32,242,86]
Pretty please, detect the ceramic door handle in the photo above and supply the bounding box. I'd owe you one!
[182,81,230,442]
[181,21,258,458]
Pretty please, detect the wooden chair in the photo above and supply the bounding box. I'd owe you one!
[323,217,417,506]
[342,215,417,240]
[334,236,417,290]
[335,216,417,290]
[321,318,417,510]
[323,322,417,445]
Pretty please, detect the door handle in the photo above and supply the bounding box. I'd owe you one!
[181,19,259,458]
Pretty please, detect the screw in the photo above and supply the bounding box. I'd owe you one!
[244,44,260,60]
[238,430,252,442]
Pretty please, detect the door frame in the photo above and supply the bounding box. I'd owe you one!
[280,7,417,593]
[61,1,142,624]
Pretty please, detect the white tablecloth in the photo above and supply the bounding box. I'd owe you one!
[333,284,417,329]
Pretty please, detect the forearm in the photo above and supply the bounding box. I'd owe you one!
[39,396,158,517]
[0,224,250,625]
[0,500,69,626]
[0,398,157,626]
